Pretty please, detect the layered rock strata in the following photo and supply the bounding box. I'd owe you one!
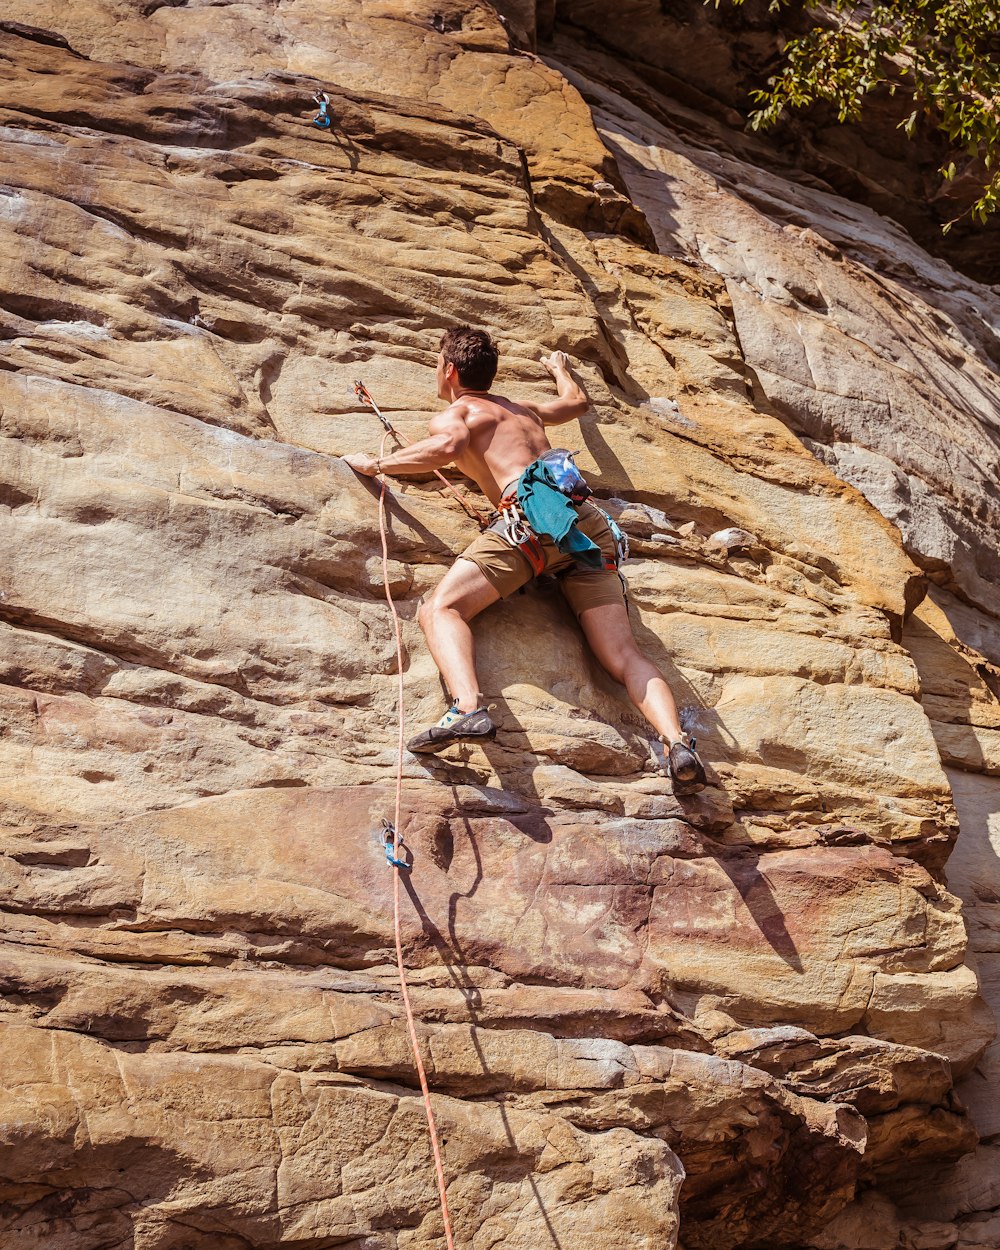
[0,4,997,1248]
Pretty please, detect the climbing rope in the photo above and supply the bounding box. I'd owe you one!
[376,426,457,1250]
[356,380,490,531]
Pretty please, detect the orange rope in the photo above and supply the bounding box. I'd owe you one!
[376,430,457,1250]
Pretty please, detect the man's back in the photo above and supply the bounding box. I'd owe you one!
[448,394,554,505]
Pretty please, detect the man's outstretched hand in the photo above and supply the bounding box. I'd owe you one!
[539,350,570,376]
[342,452,380,477]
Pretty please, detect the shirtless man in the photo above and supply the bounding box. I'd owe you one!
[343,326,703,790]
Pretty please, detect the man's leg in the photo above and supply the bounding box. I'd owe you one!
[417,558,501,712]
[576,601,685,744]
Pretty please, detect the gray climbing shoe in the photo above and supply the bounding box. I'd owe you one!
[407,704,496,754]
[667,738,706,795]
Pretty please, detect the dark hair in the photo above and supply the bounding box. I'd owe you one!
[440,326,498,390]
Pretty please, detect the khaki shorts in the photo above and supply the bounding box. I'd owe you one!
[460,500,626,617]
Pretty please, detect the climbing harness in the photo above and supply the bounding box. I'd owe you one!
[492,449,628,577]
[493,489,546,576]
[354,380,490,531]
[371,421,458,1250]
[312,91,332,129]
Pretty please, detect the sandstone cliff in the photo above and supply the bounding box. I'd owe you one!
[1,3,998,1248]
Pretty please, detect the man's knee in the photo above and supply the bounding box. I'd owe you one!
[418,585,470,627]
[421,560,501,628]
[600,652,628,684]
[602,640,646,685]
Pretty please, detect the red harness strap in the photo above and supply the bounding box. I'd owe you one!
[495,490,546,575]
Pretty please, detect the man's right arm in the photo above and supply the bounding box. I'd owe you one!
[525,350,589,425]
[342,406,470,477]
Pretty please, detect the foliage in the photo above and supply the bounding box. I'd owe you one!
[713,0,1000,228]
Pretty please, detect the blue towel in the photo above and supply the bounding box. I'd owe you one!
[516,458,604,570]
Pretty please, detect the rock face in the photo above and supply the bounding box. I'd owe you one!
[0,3,998,1248]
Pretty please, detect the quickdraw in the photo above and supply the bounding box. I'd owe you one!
[380,818,409,870]
[312,91,332,129]
[353,379,397,438]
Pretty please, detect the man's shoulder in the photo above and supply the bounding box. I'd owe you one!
[434,398,474,425]
[445,394,517,420]
[476,393,531,418]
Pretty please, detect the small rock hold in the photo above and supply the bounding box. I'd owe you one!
[643,396,698,429]
[642,396,680,414]
[708,526,758,550]
[364,556,412,595]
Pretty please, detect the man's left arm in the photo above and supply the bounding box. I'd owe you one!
[343,407,470,477]
[522,351,589,425]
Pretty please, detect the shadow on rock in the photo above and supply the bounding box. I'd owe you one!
[715,850,804,972]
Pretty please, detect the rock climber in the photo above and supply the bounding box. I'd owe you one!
[343,326,705,792]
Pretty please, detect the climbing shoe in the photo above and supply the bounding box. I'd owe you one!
[407,704,496,754]
[666,737,706,795]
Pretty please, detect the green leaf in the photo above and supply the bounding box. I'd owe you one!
[714,0,1000,227]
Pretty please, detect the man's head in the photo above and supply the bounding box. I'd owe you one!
[437,326,498,398]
